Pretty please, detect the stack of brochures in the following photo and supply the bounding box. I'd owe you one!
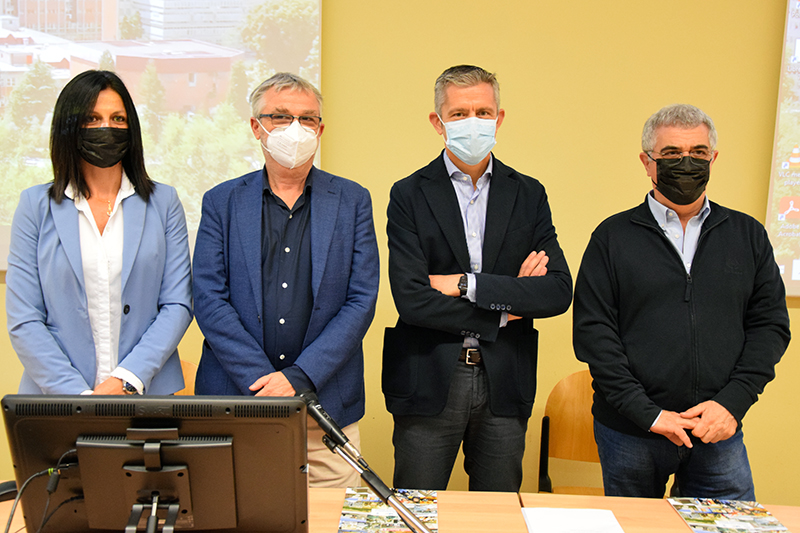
[668,497,788,533]
[337,487,438,533]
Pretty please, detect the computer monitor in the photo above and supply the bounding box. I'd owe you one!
[1,394,308,532]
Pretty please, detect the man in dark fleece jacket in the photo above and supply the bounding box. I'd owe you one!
[573,104,790,500]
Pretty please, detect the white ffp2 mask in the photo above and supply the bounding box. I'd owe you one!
[259,120,318,169]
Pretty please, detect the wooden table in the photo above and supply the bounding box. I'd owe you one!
[0,488,796,531]
[311,487,529,532]
[768,503,800,531]
[520,492,800,532]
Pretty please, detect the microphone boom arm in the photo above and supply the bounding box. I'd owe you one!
[300,392,433,533]
[321,436,433,533]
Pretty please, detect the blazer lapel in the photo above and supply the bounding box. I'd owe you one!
[420,162,471,272]
[50,197,86,291]
[121,193,145,293]
[309,168,340,298]
[233,171,265,317]
[482,161,518,273]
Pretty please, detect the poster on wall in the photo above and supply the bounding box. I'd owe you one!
[0,0,321,268]
[767,0,800,297]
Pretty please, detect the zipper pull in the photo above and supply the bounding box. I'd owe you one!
[684,274,692,301]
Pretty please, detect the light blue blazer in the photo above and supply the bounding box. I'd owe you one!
[6,182,193,394]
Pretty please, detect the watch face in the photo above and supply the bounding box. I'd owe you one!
[123,382,137,394]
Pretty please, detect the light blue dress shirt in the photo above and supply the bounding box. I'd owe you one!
[646,192,711,274]
[443,152,508,349]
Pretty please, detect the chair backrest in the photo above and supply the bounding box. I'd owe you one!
[538,369,602,494]
[175,359,198,396]
[545,369,599,462]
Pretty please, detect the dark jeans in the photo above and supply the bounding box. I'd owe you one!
[594,420,755,500]
[392,362,528,492]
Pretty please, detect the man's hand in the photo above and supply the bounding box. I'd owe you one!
[651,410,698,447]
[249,372,296,397]
[93,377,125,395]
[429,273,462,297]
[518,250,549,277]
[508,251,550,320]
[680,400,737,444]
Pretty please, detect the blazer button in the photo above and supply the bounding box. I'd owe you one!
[475,333,480,339]
[490,304,496,310]
[500,304,506,311]
[123,305,130,315]
[460,331,466,335]
[507,305,512,311]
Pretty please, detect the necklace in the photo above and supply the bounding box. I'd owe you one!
[91,196,114,217]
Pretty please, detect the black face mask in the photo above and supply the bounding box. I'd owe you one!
[654,156,710,205]
[78,127,130,168]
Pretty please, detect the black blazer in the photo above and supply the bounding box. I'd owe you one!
[383,153,572,418]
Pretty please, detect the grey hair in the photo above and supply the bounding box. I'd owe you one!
[641,104,717,152]
[249,72,323,118]
[434,65,500,116]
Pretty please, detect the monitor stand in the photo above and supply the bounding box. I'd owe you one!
[126,493,181,533]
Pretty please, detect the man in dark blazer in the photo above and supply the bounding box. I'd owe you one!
[193,73,380,487]
[384,65,572,491]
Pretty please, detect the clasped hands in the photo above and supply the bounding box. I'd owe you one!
[249,371,296,397]
[651,400,737,448]
[428,250,549,321]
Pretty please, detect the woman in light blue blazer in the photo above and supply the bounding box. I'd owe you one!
[6,70,192,395]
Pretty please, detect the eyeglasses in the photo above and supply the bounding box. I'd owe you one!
[646,148,714,161]
[258,113,322,130]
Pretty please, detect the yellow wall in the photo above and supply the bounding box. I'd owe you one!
[1,0,799,506]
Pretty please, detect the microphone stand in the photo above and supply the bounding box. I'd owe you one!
[300,393,433,533]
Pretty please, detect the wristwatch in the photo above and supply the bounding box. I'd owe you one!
[122,381,138,395]
[458,274,468,297]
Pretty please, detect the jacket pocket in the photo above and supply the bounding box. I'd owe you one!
[382,326,417,398]
[515,329,539,403]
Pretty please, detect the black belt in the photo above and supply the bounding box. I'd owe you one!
[459,347,482,365]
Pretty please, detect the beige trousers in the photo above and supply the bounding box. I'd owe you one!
[306,418,361,488]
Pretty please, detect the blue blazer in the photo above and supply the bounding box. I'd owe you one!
[6,182,193,394]
[192,167,379,428]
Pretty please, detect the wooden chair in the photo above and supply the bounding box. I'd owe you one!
[175,359,198,396]
[538,369,603,495]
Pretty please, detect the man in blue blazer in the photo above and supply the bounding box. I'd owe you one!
[192,73,379,488]
[384,65,572,491]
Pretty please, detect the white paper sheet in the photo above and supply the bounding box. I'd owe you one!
[522,507,626,533]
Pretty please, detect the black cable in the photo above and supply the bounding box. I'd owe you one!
[37,495,84,532]
[34,449,77,533]
[35,497,51,533]
[3,469,50,533]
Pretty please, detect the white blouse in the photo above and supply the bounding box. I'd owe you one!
[65,174,142,393]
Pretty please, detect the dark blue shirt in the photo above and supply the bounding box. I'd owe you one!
[261,169,315,392]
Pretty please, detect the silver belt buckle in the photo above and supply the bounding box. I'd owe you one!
[464,348,480,365]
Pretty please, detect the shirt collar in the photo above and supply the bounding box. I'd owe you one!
[262,166,314,195]
[64,171,136,203]
[443,151,493,180]
[647,191,711,226]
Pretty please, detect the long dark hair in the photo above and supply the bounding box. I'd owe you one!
[49,70,154,203]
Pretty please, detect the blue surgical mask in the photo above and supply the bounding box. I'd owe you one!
[439,115,497,166]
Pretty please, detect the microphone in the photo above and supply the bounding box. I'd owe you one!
[298,390,364,465]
